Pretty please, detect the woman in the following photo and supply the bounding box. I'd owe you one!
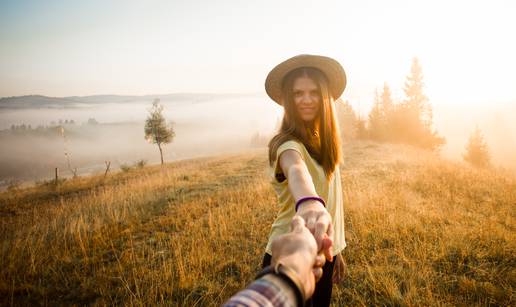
[262,54,347,307]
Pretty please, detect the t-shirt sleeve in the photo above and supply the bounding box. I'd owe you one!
[272,140,304,183]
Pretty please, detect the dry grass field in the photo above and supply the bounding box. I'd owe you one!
[1,141,514,306]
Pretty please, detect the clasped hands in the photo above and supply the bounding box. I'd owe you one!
[270,201,336,298]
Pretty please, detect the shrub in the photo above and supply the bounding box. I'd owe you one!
[120,164,132,172]
[134,159,147,169]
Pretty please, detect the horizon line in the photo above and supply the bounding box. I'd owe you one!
[0,91,266,100]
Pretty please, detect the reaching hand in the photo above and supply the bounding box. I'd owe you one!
[270,216,327,298]
[294,200,334,262]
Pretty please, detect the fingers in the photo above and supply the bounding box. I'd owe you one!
[313,267,323,281]
[290,215,305,233]
[314,254,326,268]
[305,216,317,233]
[322,237,333,262]
[327,222,334,242]
[311,253,326,281]
[313,214,333,262]
[313,214,331,250]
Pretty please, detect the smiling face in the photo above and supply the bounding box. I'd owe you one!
[271,66,342,180]
[292,75,321,124]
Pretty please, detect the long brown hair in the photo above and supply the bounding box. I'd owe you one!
[268,67,342,180]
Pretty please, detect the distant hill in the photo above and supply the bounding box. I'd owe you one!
[0,95,84,109]
[0,92,262,109]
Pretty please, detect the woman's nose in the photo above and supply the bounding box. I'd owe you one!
[301,93,313,104]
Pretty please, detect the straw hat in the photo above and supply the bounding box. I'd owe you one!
[265,54,346,105]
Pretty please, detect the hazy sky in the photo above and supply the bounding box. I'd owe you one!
[1,0,515,110]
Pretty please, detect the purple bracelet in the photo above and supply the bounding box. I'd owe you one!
[295,196,326,212]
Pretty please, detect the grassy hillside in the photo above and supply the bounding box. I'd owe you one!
[0,142,514,306]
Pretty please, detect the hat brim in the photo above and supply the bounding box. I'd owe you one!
[265,54,346,105]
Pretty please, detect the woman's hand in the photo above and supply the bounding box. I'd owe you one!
[295,200,334,262]
[332,253,345,284]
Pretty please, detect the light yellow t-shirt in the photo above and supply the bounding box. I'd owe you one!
[265,140,346,256]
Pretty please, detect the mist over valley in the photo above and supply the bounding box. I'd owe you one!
[1,93,515,188]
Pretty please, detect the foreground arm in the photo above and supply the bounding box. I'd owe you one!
[223,274,298,307]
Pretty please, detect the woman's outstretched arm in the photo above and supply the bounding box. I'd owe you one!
[278,149,334,261]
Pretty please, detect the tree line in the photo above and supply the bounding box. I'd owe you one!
[337,58,490,167]
[2,118,101,137]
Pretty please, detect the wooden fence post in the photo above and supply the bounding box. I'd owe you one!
[104,161,111,177]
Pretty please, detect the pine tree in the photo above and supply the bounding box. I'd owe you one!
[335,99,358,142]
[144,99,175,165]
[400,58,444,150]
[463,126,490,168]
[403,58,430,125]
[355,116,368,140]
[380,83,394,140]
[368,89,384,140]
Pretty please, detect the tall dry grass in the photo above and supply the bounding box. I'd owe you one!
[0,143,514,306]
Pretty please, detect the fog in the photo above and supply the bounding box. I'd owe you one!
[434,101,516,170]
[1,94,515,188]
[0,94,282,186]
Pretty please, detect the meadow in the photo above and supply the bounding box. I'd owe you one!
[0,141,514,306]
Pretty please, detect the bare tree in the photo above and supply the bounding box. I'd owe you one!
[144,99,175,165]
